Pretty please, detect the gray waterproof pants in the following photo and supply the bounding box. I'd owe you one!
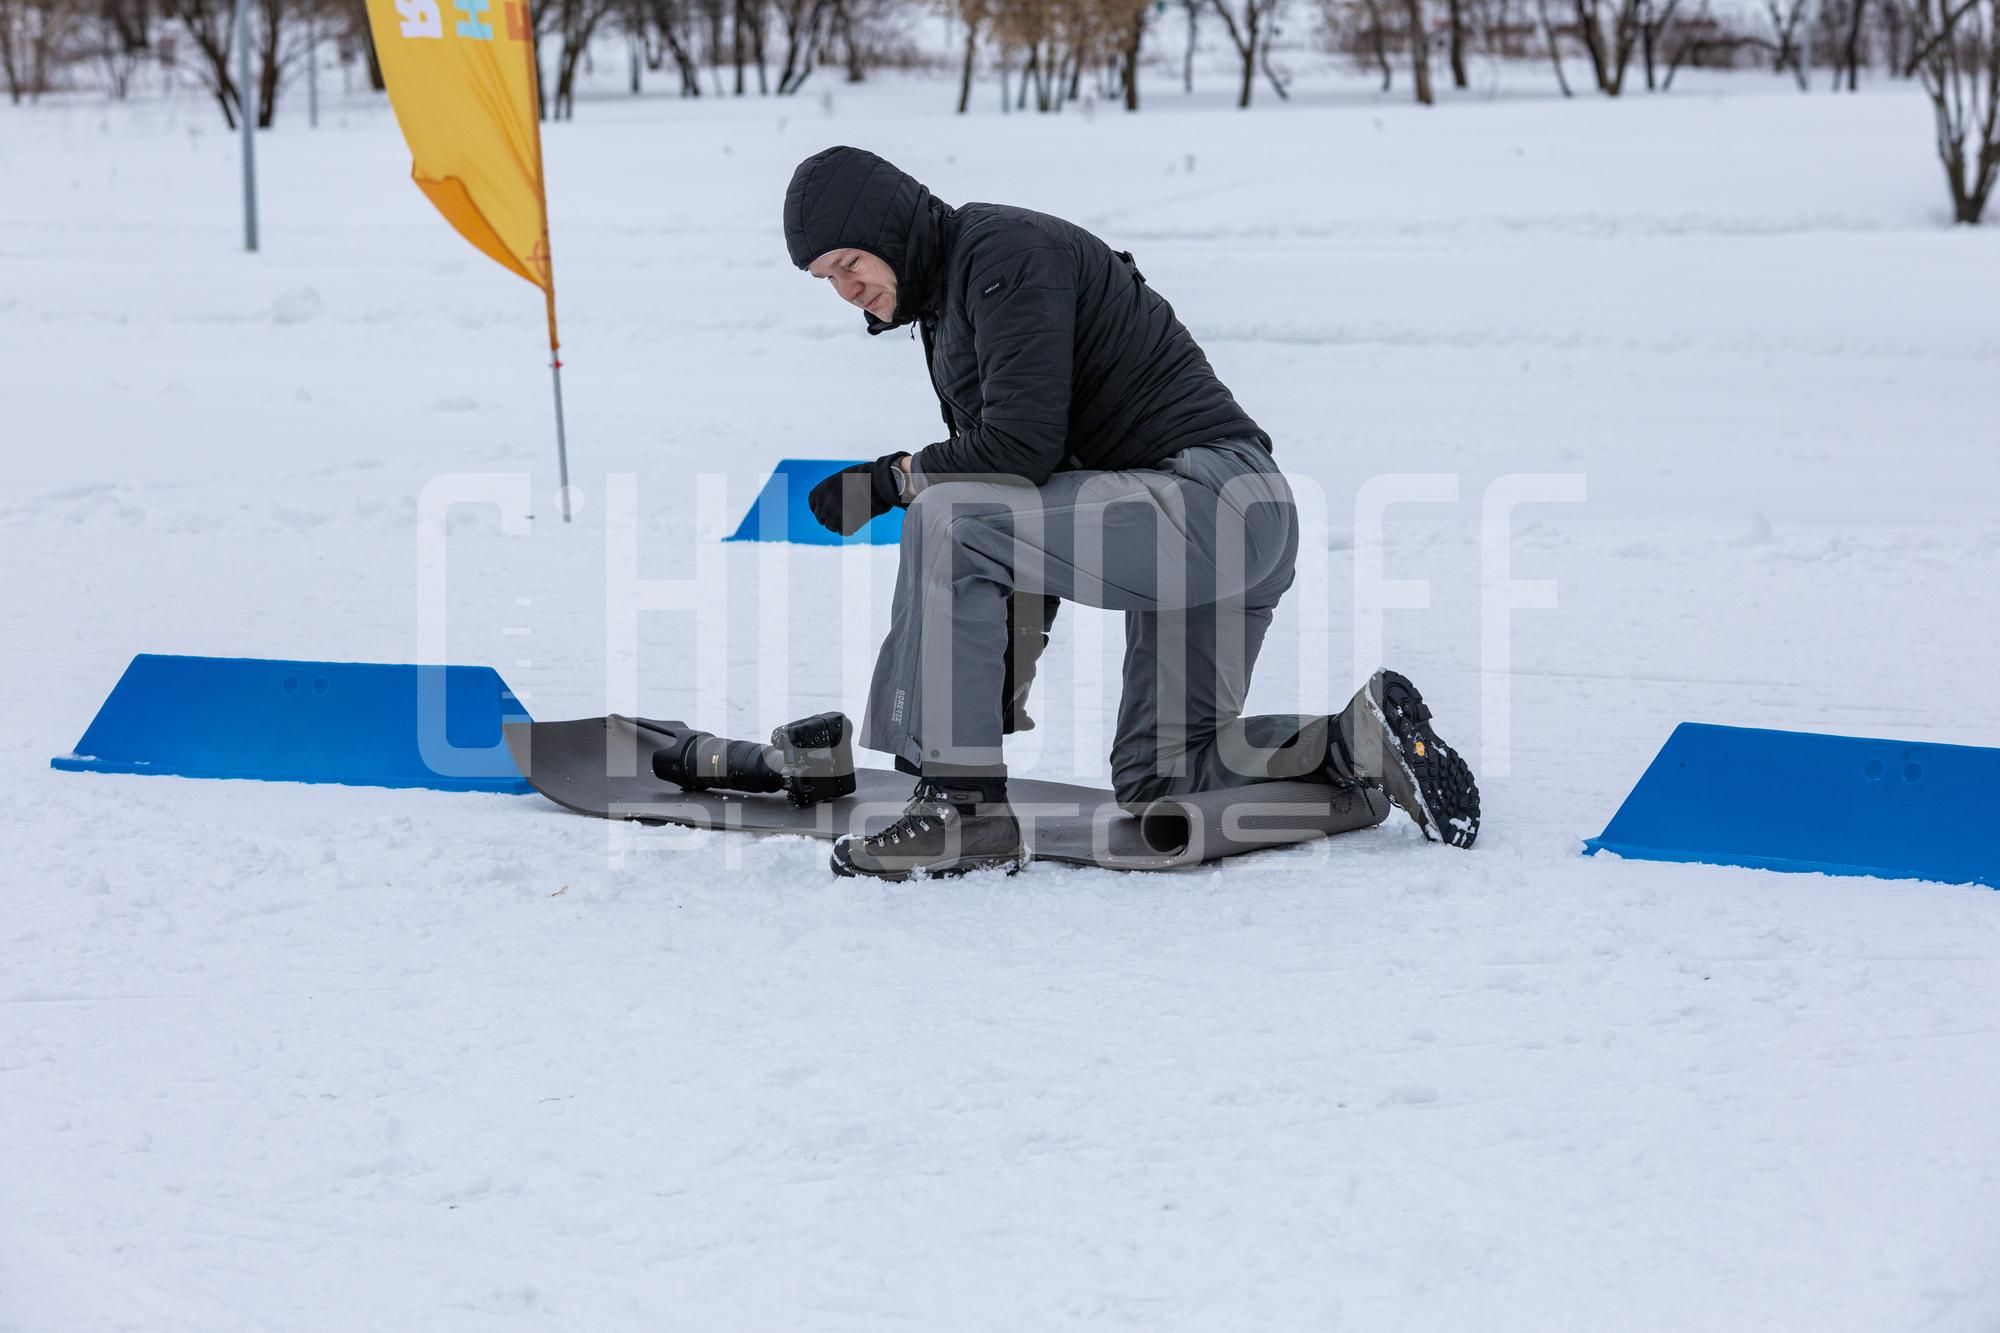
[861,437,1335,804]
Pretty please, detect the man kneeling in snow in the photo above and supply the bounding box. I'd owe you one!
[786,146,1479,879]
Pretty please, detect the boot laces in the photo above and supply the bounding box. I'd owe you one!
[865,779,958,849]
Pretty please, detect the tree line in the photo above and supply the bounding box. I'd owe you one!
[2,0,1994,220]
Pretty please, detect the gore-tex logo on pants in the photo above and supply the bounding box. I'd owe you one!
[892,689,906,724]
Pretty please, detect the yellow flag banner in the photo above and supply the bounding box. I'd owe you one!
[363,0,552,296]
[364,0,572,519]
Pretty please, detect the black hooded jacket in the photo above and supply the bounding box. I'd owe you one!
[784,146,1270,486]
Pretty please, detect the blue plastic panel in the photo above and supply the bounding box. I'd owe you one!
[50,654,532,793]
[724,457,905,546]
[1584,722,1999,889]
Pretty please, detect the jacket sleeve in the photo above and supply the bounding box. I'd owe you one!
[912,242,1076,487]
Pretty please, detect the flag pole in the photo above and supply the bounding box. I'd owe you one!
[233,0,258,252]
[521,31,571,523]
[306,10,318,129]
[544,285,571,523]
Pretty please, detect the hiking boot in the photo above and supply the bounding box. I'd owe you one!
[1328,669,1480,848]
[830,777,1028,880]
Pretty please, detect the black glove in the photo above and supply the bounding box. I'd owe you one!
[807,453,908,537]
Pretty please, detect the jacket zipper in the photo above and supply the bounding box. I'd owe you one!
[919,316,962,434]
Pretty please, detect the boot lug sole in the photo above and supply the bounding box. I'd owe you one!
[1361,671,1481,849]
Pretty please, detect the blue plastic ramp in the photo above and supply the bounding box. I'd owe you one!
[724,458,905,546]
[1585,722,1999,889]
[51,654,532,793]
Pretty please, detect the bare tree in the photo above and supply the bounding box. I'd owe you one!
[91,0,151,96]
[991,0,1048,107]
[1445,0,1466,81]
[774,0,825,91]
[98,0,143,48]
[828,0,863,79]
[1572,0,1641,91]
[1403,0,1432,98]
[161,0,246,122]
[2,0,81,101]
[1761,0,1810,84]
[707,5,726,86]
[253,0,283,123]
[1180,0,1196,86]
[983,0,1124,111]
[538,0,615,115]
[1636,0,1682,86]
[1536,0,1572,89]
[950,0,983,107]
[1880,0,1908,69]
[748,0,768,86]
[1906,0,2000,219]
[642,0,703,93]
[730,0,745,88]
[247,0,309,126]
[1114,0,1142,106]
[1207,0,1283,105]
[1476,0,1531,56]
[1359,0,1395,86]
[1258,3,1289,92]
[1827,0,1867,86]
[344,0,382,88]
[798,0,899,83]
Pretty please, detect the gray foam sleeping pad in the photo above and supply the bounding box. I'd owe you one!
[506,716,1390,871]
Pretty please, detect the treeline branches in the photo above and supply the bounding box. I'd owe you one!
[2,0,1994,218]
[1318,0,1960,98]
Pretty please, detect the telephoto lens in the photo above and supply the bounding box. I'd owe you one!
[646,714,855,806]
[650,729,785,794]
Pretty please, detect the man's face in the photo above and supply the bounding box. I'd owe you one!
[807,247,898,321]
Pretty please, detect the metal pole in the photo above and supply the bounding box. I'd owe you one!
[549,348,572,522]
[307,11,319,129]
[541,281,570,522]
[234,0,258,251]
[522,32,571,523]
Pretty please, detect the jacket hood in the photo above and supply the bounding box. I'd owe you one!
[784,145,956,334]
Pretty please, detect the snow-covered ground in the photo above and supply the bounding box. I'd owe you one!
[4,62,1999,1331]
